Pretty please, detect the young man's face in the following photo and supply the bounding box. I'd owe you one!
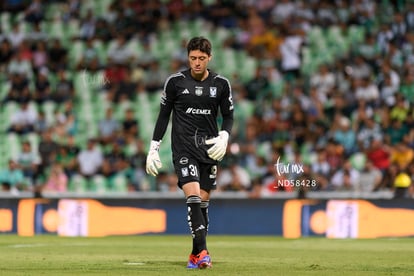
[188,50,211,79]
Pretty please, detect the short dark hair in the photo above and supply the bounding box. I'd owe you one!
[187,36,212,56]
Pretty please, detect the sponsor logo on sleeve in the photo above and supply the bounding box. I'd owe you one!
[181,167,189,177]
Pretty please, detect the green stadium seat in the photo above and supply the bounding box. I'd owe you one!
[220,48,237,77]
[239,55,257,82]
[235,99,254,122]
[110,174,128,192]
[0,134,9,167]
[90,174,108,193]
[0,12,11,32]
[18,21,31,34]
[65,19,80,40]
[14,12,25,23]
[269,79,285,99]
[47,18,65,40]
[94,40,108,65]
[3,102,17,125]
[0,77,9,100]
[212,27,230,45]
[42,101,56,125]
[159,124,173,173]
[25,133,40,153]
[400,85,414,103]
[96,0,113,16]
[68,174,89,193]
[327,26,349,58]
[79,0,97,16]
[69,41,85,67]
[348,25,365,45]
[114,100,133,121]
[136,91,170,167]
[308,26,324,46]
[153,39,180,71]
[7,133,21,160]
[175,21,192,41]
[44,3,62,20]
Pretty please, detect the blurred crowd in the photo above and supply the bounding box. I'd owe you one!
[0,0,413,198]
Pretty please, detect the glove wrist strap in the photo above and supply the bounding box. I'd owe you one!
[150,140,161,151]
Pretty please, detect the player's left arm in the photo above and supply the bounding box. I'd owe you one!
[219,79,234,135]
[206,79,234,161]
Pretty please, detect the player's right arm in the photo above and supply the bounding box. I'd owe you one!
[146,77,176,176]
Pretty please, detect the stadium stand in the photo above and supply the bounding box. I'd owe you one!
[0,0,413,198]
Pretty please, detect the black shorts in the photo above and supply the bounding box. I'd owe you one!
[173,155,217,191]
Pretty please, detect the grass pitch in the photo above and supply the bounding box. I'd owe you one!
[0,235,413,275]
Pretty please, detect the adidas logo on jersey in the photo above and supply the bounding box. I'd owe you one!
[182,89,190,94]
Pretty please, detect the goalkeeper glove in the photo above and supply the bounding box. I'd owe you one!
[146,140,162,176]
[205,130,229,161]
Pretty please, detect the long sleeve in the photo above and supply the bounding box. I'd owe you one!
[152,76,176,141]
[219,76,234,135]
[152,100,172,141]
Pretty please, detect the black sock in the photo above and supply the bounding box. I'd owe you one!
[201,201,209,234]
[187,195,207,255]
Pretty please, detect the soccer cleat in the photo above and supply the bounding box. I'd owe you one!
[196,250,212,269]
[186,254,199,269]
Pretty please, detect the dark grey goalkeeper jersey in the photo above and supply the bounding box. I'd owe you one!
[152,69,234,164]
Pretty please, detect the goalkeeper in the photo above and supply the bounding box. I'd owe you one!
[146,36,234,269]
